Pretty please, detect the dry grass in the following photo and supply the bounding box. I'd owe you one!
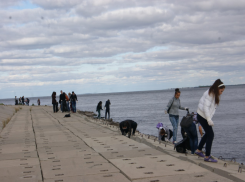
[15,107,20,113]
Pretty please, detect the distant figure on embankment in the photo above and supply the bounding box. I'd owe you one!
[52,92,58,113]
[96,101,103,119]
[195,79,225,163]
[37,98,40,106]
[120,120,138,138]
[104,99,111,120]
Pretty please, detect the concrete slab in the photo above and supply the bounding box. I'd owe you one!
[83,136,138,147]
[39,149,99,160]
[133,172,234,182]
[91,142,150,153]
[110,155,208,180]
[44,173,130,182]
[0,151,38,161]
[0,175,42,182]
[41,155,108,169]
[37,141,86,148]
[0,158,40,168]
[42,162,119,179]
[100,148,165,159]
[0,165,42,179]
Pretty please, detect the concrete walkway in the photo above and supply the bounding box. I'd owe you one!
[0,106,244,182]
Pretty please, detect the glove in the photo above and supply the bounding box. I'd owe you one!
[165,110,167,114]
[207,120,214,126]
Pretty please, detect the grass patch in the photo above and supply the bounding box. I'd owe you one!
[15,107,20,113]
[0,103,4,105]
[32,104,35,106]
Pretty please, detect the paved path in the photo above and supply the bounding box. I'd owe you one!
[0,106,244,181]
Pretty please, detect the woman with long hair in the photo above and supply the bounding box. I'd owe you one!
[165,88,188,144]
[96,101,103,119]
[195,79,225,162]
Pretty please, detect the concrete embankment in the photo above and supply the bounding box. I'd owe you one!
[0,106,244,182]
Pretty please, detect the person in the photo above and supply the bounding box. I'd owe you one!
[26,98,30,106]
[65,92,70,112]
[165,88,188,144]
[182,115,198,155]
[22,96,25,105]
[158,124,173,142]
[104,99,111,120]
[195,79,225,163]
[70,91,77,113]
[96,101,103,118]
[15,96,18,105]
[19,97,21,104]
[68,92,73,112]
[52,92,57,113]
[59,90,65,112]
[119,120,138,138]
[37,98,40,106]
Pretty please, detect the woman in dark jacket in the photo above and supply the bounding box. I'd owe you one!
[52,92,57,113]
[96,101,103,119]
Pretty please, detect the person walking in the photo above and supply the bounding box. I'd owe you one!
[96,101,103,119]
[70,91,77,113]
[119,120,138,138]
[104,99,111,120]
[195,79,225,162]
[52,92,57,113]
[165,88,188,144]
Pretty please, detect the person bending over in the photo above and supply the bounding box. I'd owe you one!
[158,125,173,141]
[120,120,138,138]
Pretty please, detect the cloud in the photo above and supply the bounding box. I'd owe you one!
[0,0,244,98]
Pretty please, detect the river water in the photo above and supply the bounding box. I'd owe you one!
[1,85,244,163]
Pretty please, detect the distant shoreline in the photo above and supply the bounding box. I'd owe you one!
[0,83,244,100]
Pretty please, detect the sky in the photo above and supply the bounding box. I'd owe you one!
[0,0,245,99]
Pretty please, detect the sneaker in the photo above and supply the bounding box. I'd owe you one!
[204,156,218,163]
[195,151,205,158]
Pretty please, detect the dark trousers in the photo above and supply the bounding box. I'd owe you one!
[197,114,214,156]
[161,130,173,141]
[53,104,56,112]
[53,103,58,112]
[184,122,198,154]
[105,109,110,119]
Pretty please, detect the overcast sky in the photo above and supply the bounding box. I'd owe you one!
[0,0,244,99]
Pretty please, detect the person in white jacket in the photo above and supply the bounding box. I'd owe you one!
[195,79,225,163]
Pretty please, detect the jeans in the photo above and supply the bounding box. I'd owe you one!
[66,101,70,112]
[97,109,101,118]
[105,109,110,119]
[184,122,198,154]
[72,101,76,112]
[169,114,179,142]
[197,114,214,156]
[53,104,56,112]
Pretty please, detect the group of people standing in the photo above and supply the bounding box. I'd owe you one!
[96,99,111,119]
[162,79,225,163]
[15,96,40,106]
[52,90,77,113]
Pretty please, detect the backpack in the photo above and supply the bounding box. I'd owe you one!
[156,122,163,129]
[174,137,190,153]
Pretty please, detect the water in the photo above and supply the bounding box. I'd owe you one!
[1,85,244,163]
